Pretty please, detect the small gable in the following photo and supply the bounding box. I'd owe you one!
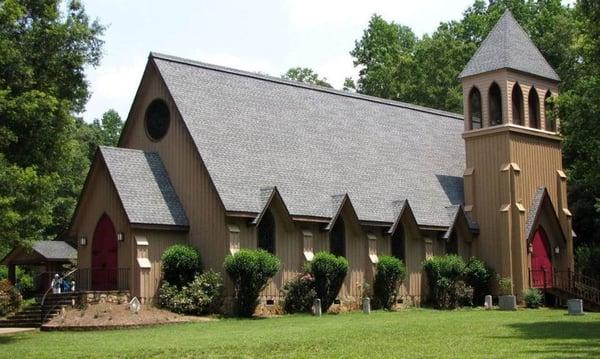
[525,187,566,245]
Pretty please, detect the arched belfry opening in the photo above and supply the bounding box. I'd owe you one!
[489,82,503,126]
[468,87,482,130]
[330,217,346,257]
[91,213,118,290]
[544,91,556,132]
[529,88,541,129]
[257,209,276,254]
[511,83,524,125]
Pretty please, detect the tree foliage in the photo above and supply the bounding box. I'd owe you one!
[282,67,332,88]
[0,0,104,256]
[350,1,576,113]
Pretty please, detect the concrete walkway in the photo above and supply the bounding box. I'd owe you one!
[0,327,37,335]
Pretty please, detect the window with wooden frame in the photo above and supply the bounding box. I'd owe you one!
[330,217,346,257]
[257,210,276,254]
[391,225,405,261]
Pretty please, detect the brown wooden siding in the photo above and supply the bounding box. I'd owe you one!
[70,158,133,292]
[119,62,229,295]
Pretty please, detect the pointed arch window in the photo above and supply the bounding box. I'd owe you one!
[446,230,458,255]
[544,91,556,132]
[511,83,524,125]
[469,87,482,130]
[257,210,276,254]
[489,83,503,126]
[330,217,346,257]
[391,225,405,261]
[529,88,540,129]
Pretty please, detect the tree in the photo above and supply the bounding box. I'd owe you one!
[0,0,104,255]
[557,0,600,249]
[350,1,576,113]
[80,109,124,161]
[282,67,332,88]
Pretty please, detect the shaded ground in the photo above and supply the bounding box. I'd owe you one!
[0,308,598,358]
[44,302,211,329]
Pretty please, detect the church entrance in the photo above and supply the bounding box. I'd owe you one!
[531,227,553,288]
[91,214,118,290]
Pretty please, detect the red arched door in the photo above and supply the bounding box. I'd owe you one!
[91,214,118,290]
[531,228,553,288]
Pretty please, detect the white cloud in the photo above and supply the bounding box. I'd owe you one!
[85,56,147,122]
[315,55,357,88]
[199,53,278,77]
[287,0,474,35]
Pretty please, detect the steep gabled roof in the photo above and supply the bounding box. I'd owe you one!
[459,10,560,81]
[99,146,189,228]
[151,52,465,227]
[524,187,565,244]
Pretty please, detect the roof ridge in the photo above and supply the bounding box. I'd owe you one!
[149,52,463,120]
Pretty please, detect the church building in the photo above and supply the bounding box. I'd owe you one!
[69,11,574,307]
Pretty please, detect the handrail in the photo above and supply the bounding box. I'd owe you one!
[40,267,78,323]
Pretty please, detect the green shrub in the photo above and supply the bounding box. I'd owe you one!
[0,280,22,317]
[464,257,494,306]
[306,252,348,313]
[498,277,513,295]
[161,244,203,288]
[455,280,474,307]
[224,249,280,317]
[523,288,543,308]
[373,256,407,310]
[281,273,316,314]
[0,266,35,299]
[158,270,224,315]
[423,255,468,309]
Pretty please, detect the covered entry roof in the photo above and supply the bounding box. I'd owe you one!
[1,241,76,265]
[99,146,189,228]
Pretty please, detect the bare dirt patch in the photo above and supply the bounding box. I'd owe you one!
[44,302,213,330]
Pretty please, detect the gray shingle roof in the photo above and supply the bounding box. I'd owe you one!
[152,53,466,227]
[459,10,560,81]
[525,187,546,241]
[99,146,189,227]
[32,241,76,261]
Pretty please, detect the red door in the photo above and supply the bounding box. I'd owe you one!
[91,214,118,290]
[531,228,553,288]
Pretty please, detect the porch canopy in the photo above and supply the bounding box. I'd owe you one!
[1,241,76,286]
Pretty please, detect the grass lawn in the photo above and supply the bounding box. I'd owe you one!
[1,308,599,358]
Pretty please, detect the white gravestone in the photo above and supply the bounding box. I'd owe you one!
[129,297,141,314]
[484,295,493,310]
[312,298,322,317]
[363,298,371,314]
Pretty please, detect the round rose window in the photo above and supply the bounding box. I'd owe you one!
[145,99,170,141]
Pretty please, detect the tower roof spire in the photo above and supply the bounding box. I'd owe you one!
[459,10,559,81]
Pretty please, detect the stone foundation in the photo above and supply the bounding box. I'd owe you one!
[80,291,130,305]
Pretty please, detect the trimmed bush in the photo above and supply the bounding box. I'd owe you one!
[464,257,494,306]
[0,280,22,317]
[373,256,407,310]
[498,277,513,296]
[158,270,224,315]
[306,252,348,313]
[423,255,468,309]
[224,249,280,317]
[523,288,543,308]
[161,244,203,288]
[0,266,34,299]
[281,273,316,314]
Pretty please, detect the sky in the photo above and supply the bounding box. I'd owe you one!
[81,0,491,122]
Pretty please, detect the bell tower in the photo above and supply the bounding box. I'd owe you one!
[459,10,573,296]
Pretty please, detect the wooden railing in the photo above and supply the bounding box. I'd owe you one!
[529,269,600,306]
[553,270,600,306]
